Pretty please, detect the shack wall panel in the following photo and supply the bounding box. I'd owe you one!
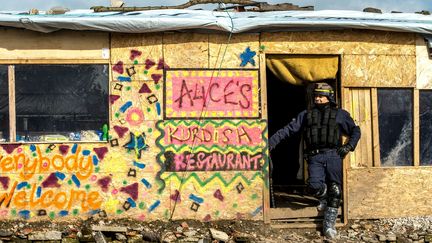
[416,36,432,89]
[163,33,209,68]
[209,33,260,69]
[166,171,264,220]
[261,30,415,55]
[111,33,163,65]
[342,54,416,87]
[110,81,163,122]
[0,29,109,60]
[348,88,373,167]
[348,168,432,218]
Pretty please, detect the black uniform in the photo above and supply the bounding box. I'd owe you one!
[269,104,360,207]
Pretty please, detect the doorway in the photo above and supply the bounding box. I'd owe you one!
[265,54,343,227]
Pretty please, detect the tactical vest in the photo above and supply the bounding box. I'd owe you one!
[305,107,339,150]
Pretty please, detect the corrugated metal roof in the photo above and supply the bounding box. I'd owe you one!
[0,9,431,34]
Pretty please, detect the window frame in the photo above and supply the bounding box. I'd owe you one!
[1,62,110,144]
[345,87,421,168]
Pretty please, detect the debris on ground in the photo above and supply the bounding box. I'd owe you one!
[0,216,432,242]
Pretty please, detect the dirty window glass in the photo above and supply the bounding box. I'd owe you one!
[378,89,413,166]
[15,65,109,142]
[420,90,432,165]
[0,65,8,142]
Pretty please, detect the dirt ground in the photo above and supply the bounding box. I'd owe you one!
[0,216,431,242]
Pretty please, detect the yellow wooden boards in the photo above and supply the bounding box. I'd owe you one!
[261,30,415,55]
[344,88,373,168]
[0,29,109,61]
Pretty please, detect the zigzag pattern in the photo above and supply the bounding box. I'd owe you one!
[155,119,270,193]
[155,121,167,193]
[261,121,270,188]
[163,144,262,153]
[161,119,264,127]
[163,171,263,193]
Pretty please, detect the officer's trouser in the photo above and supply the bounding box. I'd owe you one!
[307,149,342,197]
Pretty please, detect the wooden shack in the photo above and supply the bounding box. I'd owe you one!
[0,9,431,226]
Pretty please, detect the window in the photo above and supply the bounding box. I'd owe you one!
[420,90,432,165]
[377,89,413,166]
[2,64,108,143]
[0,65,8,142]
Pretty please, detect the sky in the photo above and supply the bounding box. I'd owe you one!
[1,0,432,13]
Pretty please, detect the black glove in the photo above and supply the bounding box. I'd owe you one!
[337,144,353,158]
[269,144,275,152]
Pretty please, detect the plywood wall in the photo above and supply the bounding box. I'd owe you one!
[348,168,432,218]
[261,30,415,55]
[261,29,417,88]
[342,54,416,87]
[0,29,109,61]
[416,35,432,89]
[209,33,260,69]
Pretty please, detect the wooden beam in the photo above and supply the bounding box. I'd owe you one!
[8,65,15,142]
[413,89,419,166]
[260,52,271,223]
[371,88,381,167]
[0,59,109,64]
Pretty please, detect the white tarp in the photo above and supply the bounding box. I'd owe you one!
[0,9,431,34]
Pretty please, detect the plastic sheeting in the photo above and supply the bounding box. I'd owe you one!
[0,10,432,34]
[266,55,338,86]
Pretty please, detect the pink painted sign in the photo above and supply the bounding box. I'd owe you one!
[165,70,259,118]
[164,151,263,171]
[163,124,262,147]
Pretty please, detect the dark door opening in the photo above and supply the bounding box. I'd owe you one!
[266,66,314,209]
[265,54,344,227]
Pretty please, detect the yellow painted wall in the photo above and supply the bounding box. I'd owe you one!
[0,30,265,221]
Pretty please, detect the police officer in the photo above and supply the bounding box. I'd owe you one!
[269,82,360,239]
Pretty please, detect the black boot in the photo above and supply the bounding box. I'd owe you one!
[323,206,338,239]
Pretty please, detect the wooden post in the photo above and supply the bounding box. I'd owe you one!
[259,52,271,223]
[371,88,381,167]
[8,65,15,142]
[413,89,419,166]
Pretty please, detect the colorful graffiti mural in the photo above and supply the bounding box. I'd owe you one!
[164,70,260,118]
[157,120,266,172]
[155,120,267,220]
[0,39,267,222]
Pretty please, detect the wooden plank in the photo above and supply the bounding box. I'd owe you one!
[413,89,420,166]
[351,89,363,166]
[261,30,415,55]
[260,53,267,119]
[209,33,259,69]
[364,89,373,167]
[163,33,209,68]
[342,54,416,87]
[0,59,108,64]
[269,207,342,219]
[348,167,432,218]
[260,53,270,223]
[343,152,348,224]
[342,87,354,167]
[0,29,109,60]
[8,65,15,142]
[371,88,381,167]
[271,222,345,229]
